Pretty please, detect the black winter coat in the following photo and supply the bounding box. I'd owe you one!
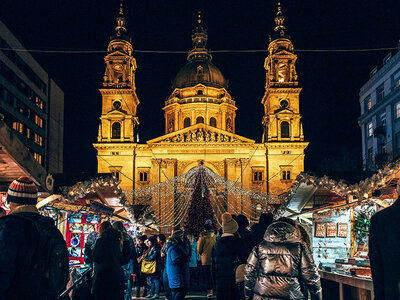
[238,227,254,255]
[0,207,69,300]
[245,222,321,300]
[86,227,123,300]
[214,234,248,300]
[144,244,161,277]
[369,200,400,300]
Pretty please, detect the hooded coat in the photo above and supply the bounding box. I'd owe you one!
[86,227,123,300]
[166,237,189,289]
[197,230,216,266]
[244,221,321,300]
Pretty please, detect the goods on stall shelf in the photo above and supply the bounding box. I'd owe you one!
[313,210,351,266]
[66,212,101,264]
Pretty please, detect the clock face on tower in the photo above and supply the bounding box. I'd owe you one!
[280,99,289,108]
[113,100,122,109]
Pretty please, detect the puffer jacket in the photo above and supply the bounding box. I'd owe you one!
[244,221,321,300]
[197,230,216,266]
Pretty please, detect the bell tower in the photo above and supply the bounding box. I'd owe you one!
[98,1,139,143]
[261,2,304,143]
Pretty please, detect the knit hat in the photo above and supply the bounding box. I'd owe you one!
[172,229,184,240]
[236,214,249,228]
[7,177,38,205]
[221,212,239,234]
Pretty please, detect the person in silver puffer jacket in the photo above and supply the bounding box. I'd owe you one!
[244,221,321,300]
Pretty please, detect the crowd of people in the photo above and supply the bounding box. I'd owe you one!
[0,176,325,300]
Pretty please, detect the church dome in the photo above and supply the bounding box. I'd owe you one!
[172,59,228,89]
[172,13,228,90]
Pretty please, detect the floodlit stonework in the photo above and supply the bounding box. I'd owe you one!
[93,5,307,226]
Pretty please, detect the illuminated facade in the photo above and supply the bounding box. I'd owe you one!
[94,5,308,225]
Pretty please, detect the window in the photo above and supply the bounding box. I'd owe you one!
[396,103,400,119]
[184,117,191,128]
[281,121,290,138]
[34,133,43,146]
[210,117,217,127]
[393,69,400,90]
[282,170,291,180]
[196,116,204,124]
[12,122,23,134]
[253,171,263,182]
[364,96,372,112]
[380,113,386,127]
[33,153,42,165]
[113,171,120,181]
[367,122,373,137]
[35,115,43,128]
[396,132,400,154]
[197,90,203,95]
[111,122,121,139]
[376,85,384,102]
[26,127,31,139]
[367,148,374,166]
[383,53,392,65]
[139,171,149,182]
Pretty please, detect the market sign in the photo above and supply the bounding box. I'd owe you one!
[337,222,348,238]
[315,223,326,237]
[326,223,337,237]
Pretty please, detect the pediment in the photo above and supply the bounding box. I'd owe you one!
[274,107,294,114]
[106,108,128,115]
[275,50,295,57]
[147,123,255,144]
[105,51,128,59]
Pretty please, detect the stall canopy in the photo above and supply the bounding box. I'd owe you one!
[0,119,49,192]
[37,173,133,222]
[280,164,400,218]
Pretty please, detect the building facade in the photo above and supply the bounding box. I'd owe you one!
[0,20,64,173]
[359,43,400,171]
[94,5,308,225]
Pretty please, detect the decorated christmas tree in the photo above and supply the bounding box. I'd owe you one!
[184,167,217,237]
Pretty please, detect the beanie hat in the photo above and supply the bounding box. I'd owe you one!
[221,212,239,234]
[236,214,250,228]
[205,219,212,226]
[172,229,184,240]
[7,177,38,205]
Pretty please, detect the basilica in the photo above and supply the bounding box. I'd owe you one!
[93,3,308,226]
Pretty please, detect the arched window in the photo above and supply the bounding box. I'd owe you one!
[184,118,191,128]
[210,117,217,127]
[112,122,121,139]
[196,116,204,124]
[281,121,290,138]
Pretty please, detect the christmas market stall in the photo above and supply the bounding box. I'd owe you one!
[279,162,400,300]
[36,173,139,266]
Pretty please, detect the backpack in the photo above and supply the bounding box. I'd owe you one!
[8,213,70,299]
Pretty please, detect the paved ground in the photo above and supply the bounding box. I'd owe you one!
[134,291,216,299]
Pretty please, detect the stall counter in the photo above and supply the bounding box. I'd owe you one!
[319,270,374,300]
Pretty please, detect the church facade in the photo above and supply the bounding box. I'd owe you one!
[93,4,308,225]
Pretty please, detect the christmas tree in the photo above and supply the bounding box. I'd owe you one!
[184,167,217,237]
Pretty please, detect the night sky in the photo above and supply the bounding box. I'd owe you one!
[1,0,399,174]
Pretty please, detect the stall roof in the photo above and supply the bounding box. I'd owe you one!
[38,173,132,222]
[0,119,48,191]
